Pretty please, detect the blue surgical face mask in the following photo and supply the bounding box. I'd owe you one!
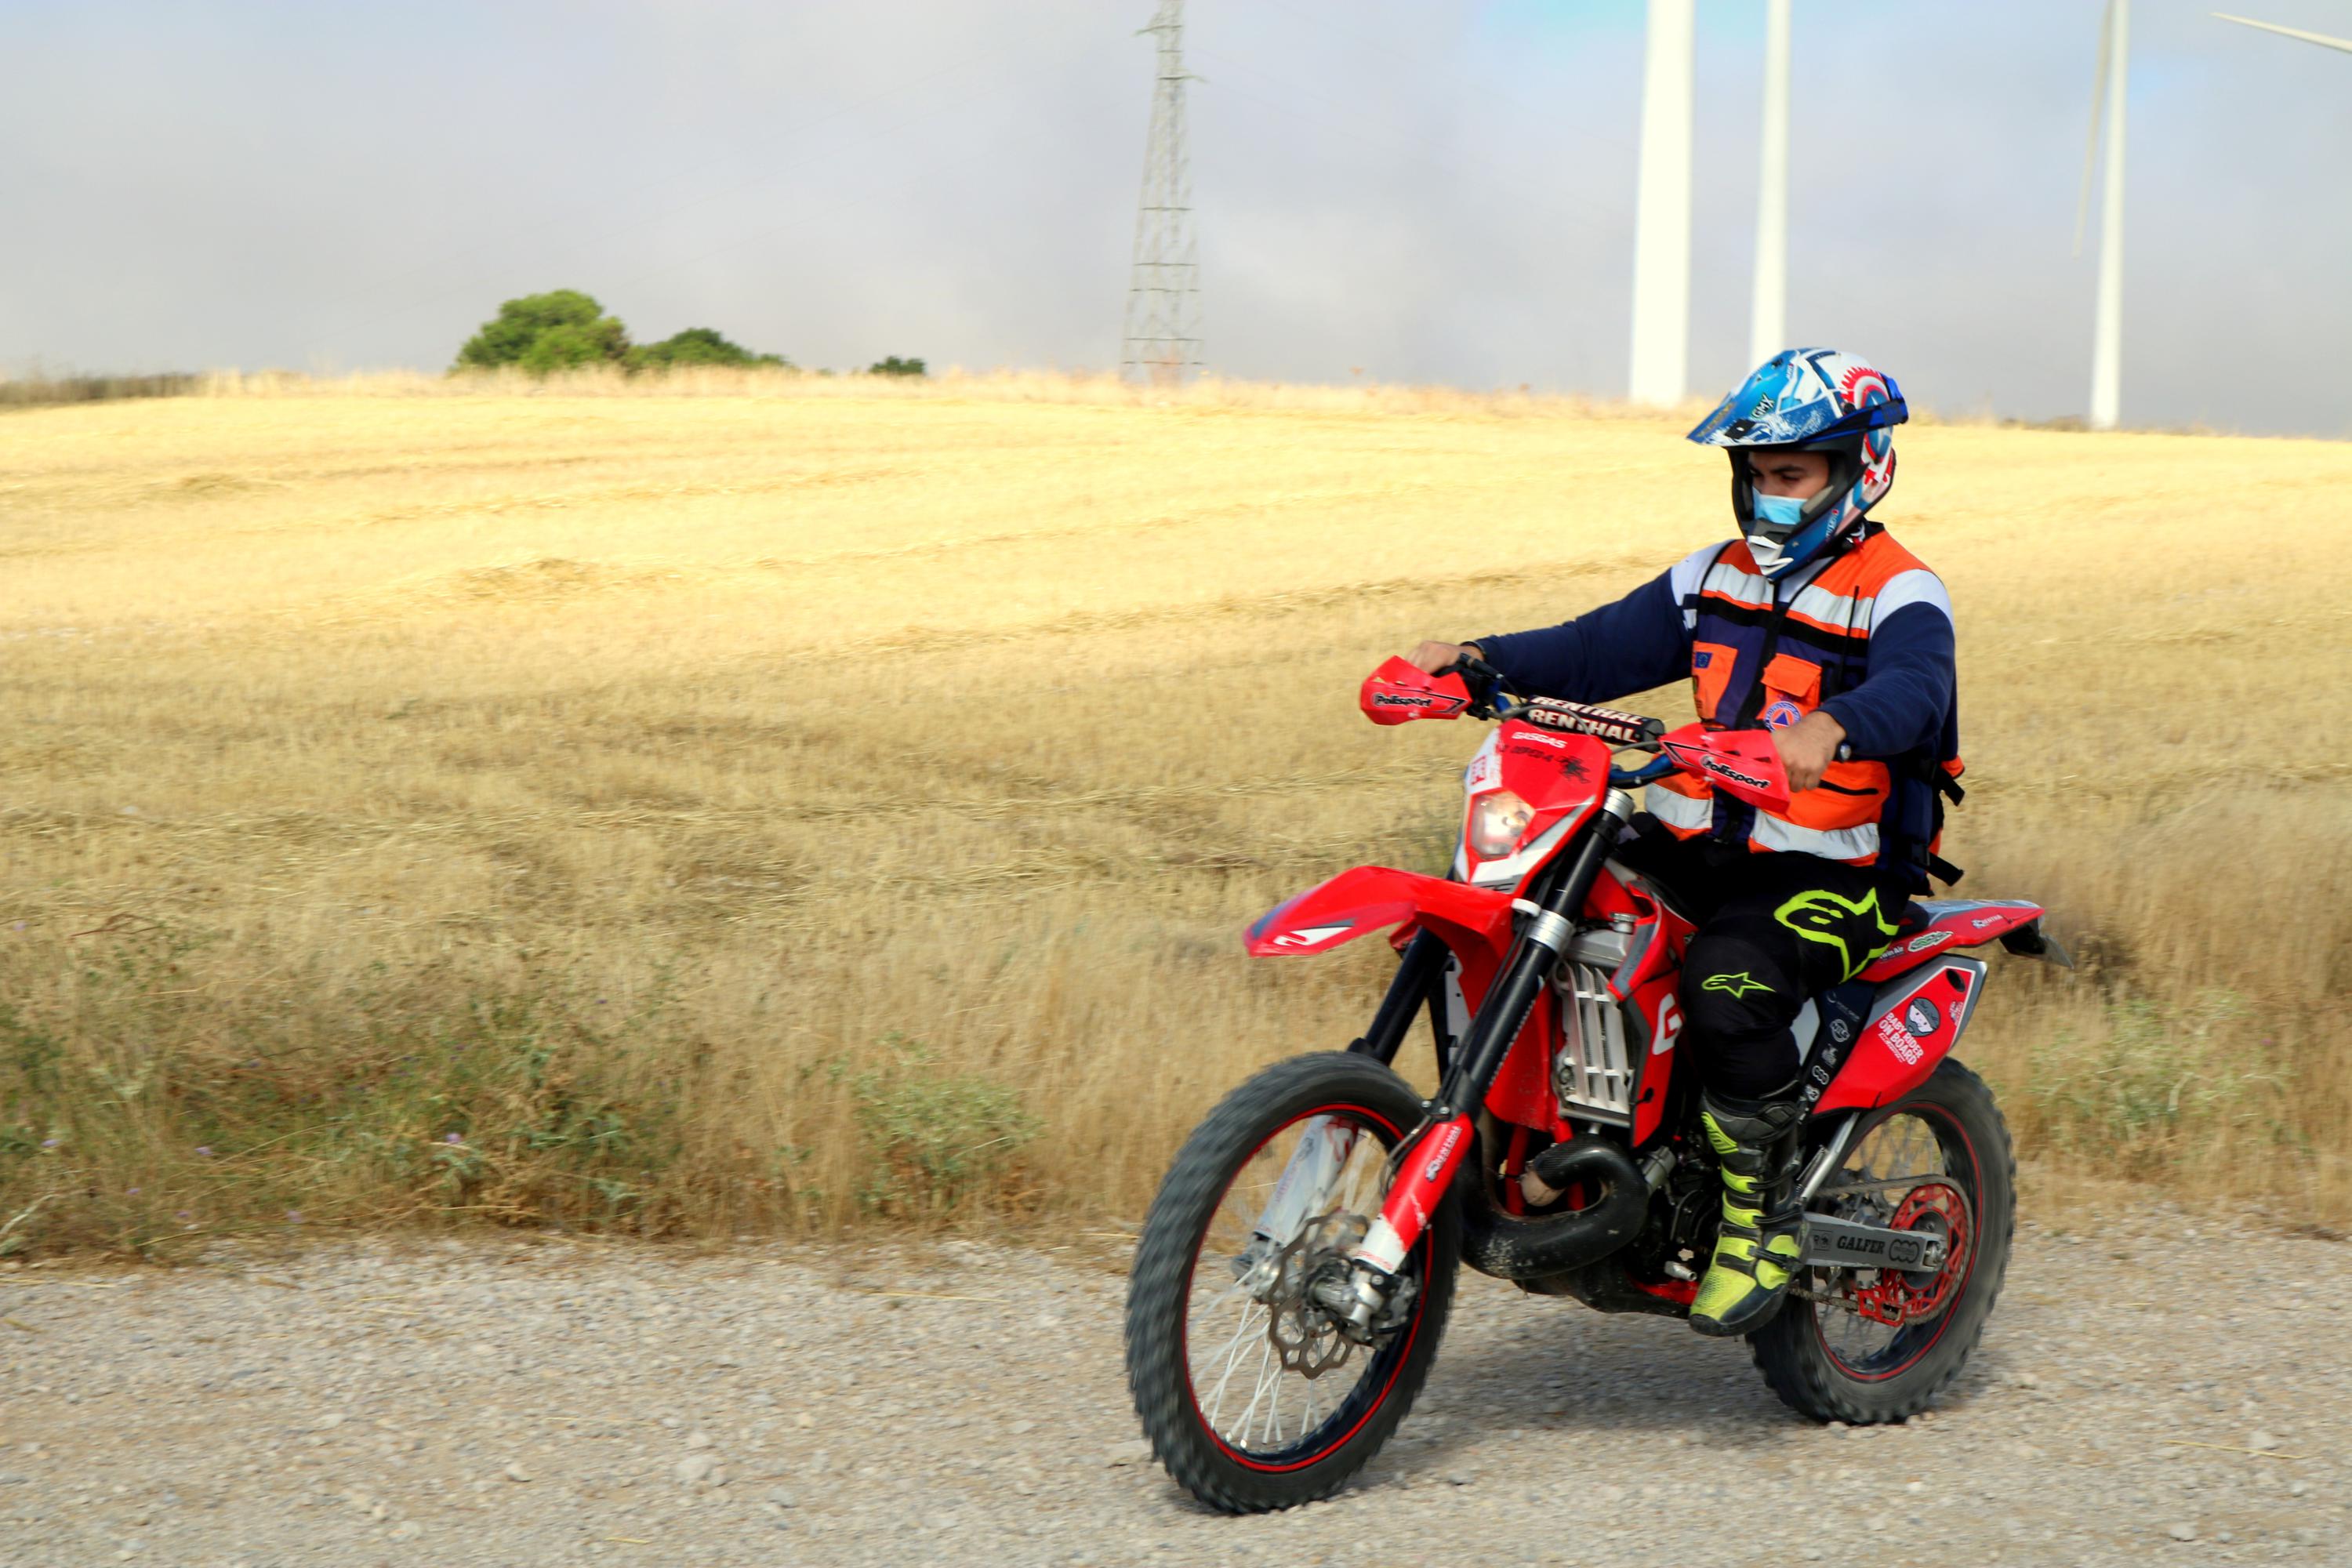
[1751,492,1808,529]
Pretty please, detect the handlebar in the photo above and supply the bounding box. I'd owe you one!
[1367,654,1793,815]
[1437,654,1671,790]
[1435,654,1510,719]
[1609,754,1676,789]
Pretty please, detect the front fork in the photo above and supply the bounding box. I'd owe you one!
[1290,793,1637,1325]
[1230,924,1449,1306]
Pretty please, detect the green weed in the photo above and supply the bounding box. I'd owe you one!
[0,922,704,1255]
[2023,989,2292,1175]
[839,1034,1039,1219]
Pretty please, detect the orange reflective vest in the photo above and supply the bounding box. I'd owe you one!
[1647,530,1964,879]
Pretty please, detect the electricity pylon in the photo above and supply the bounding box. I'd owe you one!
[1121,0,1203,385]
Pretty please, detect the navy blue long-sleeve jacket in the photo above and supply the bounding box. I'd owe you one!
[1471,539,1955,760]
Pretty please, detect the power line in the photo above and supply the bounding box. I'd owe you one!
[1122,1,1203,384]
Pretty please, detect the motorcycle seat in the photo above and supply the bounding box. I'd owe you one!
[1860,898,2056,983]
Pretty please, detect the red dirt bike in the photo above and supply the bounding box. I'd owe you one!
[1123,657,2072,1513]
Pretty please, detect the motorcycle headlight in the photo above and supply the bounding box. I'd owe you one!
[1467,789,1536,859]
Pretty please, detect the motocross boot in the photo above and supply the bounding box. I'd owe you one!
[1689,1085,1806,1338]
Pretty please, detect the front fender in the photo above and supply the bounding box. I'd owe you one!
[1244,866,1513,957]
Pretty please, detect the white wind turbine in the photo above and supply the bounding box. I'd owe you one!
[2078,0,2132,431]
[2212,12,2352,53]
[1628,0,1696,407]
[1749,0,1793,371]
[1630,1,1793,401]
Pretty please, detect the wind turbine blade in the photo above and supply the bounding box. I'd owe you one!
[2077,0,2115,257]
[1629,0,1696,407]
[2212,13,2352,53]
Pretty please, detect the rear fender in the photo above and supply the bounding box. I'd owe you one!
[1858,899,2050,983]
[1244,866,1514,958]
[1813,957,1987,1114]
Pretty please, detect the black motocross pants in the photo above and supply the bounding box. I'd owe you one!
[1614,829,1912,1103]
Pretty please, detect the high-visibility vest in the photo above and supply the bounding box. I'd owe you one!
[1646,528,1965,880]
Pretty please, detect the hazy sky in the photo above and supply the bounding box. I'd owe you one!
[4,1,2348,434]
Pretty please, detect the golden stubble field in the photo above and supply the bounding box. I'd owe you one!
[3,369,2348,1254]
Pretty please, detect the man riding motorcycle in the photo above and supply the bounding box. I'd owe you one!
[1406,348,1962,1338]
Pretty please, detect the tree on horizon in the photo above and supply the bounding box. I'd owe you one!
[453,290,630,374]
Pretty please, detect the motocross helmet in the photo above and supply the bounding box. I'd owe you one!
[1686,348,1907,579]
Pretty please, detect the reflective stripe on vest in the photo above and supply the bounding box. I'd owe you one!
[1750,812,1880,862]
[1647,780,1715,835]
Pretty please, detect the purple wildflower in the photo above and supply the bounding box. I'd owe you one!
[445,1132,464,1145]
[41,1138,59,1149]
[285,1210,303,1224]
[196,1145,214,1157]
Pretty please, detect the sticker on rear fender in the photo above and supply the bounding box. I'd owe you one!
[1875,1011,1924,1066]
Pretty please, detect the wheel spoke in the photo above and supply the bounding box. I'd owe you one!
[1200,1304,1265,1429]
[1235,1341,1278,1443]
[1261,1353,1288,1447]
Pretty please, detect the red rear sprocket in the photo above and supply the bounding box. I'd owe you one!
[1848,1181,1970,1327]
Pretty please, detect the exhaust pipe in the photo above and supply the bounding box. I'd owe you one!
[1458,1133,1650,1282]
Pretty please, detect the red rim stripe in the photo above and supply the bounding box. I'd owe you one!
[1177,1102,1424,1473]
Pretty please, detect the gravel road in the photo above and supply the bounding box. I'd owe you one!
[3,1210,2345,1568]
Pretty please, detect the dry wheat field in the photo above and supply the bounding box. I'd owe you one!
[2,369,2347,1255]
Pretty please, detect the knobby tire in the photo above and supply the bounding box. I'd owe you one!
[1123,1052,1460,1512]
[1748,1057,2016,1423]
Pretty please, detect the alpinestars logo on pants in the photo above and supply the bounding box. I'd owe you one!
[1701,971,1773,999]
[1773,887,1900,979]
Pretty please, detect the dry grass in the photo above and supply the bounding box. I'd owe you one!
[0,372,199,409]
[3,369,2347,1256]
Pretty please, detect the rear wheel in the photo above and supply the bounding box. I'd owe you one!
[1748,1058,2015,1424]
[1124,1052,1459,1512]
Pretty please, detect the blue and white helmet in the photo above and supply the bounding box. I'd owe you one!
[1686,348,1908,579]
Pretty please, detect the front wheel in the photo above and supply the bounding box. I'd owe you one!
[1749,1057,2016,1424]
[1123,1052,1460,1512]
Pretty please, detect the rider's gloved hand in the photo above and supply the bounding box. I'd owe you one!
[1407,641,1482,675]
[1773,710,1846,792]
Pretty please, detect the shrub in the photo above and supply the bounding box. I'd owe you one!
[840,1034,1037,1217]
[0,920,701,1255]
[455,290,630,374]
[867,356,927,378]
[0,373,198,408]
[2024,989,2291,1175]
[629,328,789,372]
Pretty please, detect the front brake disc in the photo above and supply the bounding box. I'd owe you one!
[1262,1215,1369,1378]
